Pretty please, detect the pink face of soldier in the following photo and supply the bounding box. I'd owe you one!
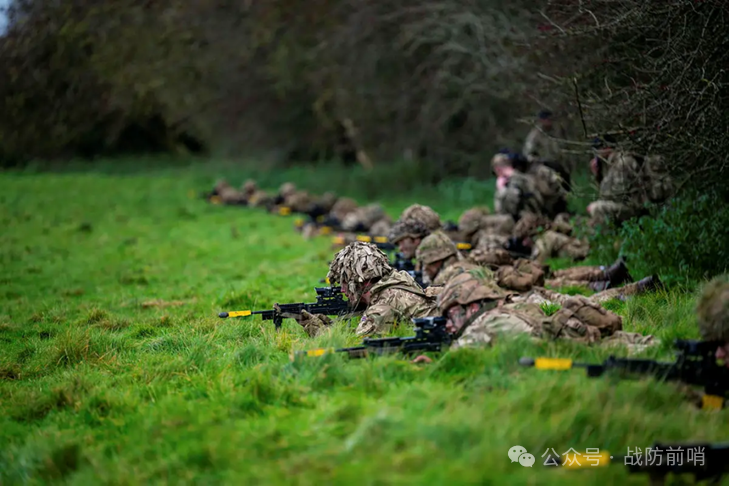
[341,281,373,305]
[716,343,729,368]
[493,165,514,180]
[445,303,481,334]
[397,237,421,260]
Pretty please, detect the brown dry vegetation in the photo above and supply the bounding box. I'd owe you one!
[0,0,727,191]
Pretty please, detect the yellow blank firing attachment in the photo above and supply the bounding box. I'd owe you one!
[535,358,574,370]
[306,348,333,357]
[218,310,252,318]
[320,226,332,235]
[521,357,575,370]
[210,196,222,205]
[456,242,472,250]
[702,394,725,410]
[294,218,304,227]
[325,278,330,284]
[356,235,372,242]
[374,236,389,244]
[279,206,292,216]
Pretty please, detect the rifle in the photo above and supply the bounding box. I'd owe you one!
[218,286,352,331]
[519,339,729,410]
[331,235,396,251]
[297,316,450,359]
[550,442,729,485]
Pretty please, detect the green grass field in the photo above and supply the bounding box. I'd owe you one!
[1,159,727,485]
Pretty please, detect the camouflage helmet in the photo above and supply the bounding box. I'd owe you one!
[458,207,490,237]
[214,179,231,192]
[400,204,442,232]
[437,271,508,313]
[330,197,358,221]
[279,182,296,197]
[241,179,257,193]
[416,230,458,265]
[326,241,393,299]
[342,204,387,231]
[388,218,430,244]
[696,275,729,342]
[369,219,393,238]
[318,192,338,212]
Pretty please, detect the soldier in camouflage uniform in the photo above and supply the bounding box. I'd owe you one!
[341,203,390,233]
[411,273,654,360]
[457,207,514,249]
[523,110,563,168]
[696,275,729,366]
[587,138,646,225]
[416,231,483,287]
[388,218,431,260]
[399,204,442,232]
[280,242,438,337]
[212,179,247,205]
[328,197,359,228]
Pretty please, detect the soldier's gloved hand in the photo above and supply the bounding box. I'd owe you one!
[274,303,304,322]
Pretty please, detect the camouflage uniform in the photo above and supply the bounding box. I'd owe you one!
[438,274,655,350]
[529,164,568,218]
[696,275,729,342]
[523,126,562,166]
[532,230,590,263]
[323,242,438,337]
[369,219,393,238]
[495,259,546,292]
[496,172,545,220]
[641,155,674,204]
[342,203,389,232]
[240,179,258,202]
[213,180,247,205]
[329,198,359,227]
[399,204,442,232]
[248,190,273,208]
[589,151,644,225]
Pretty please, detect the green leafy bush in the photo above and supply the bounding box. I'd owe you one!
[587,190,729,287]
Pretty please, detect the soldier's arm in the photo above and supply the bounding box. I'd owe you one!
[523,129,539,161]
[355,303,397,337]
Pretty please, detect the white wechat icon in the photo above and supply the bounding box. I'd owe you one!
[508,445,535,467]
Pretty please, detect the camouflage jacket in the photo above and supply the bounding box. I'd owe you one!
[432,258,482,287]
[355,270,439,336]
[523,127,562,163]
[496,172,544,219]
[599,151,644,206]
[453,303,543,350]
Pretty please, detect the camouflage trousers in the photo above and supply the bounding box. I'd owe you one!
[546,265,604,288]
[518,281,650,306]
[532,231,590,263]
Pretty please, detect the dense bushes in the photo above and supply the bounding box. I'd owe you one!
[587,190,729,286]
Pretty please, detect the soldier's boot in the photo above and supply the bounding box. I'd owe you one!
[588,280,610,292]
[602,256,633,286]
[635,275,662,293]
